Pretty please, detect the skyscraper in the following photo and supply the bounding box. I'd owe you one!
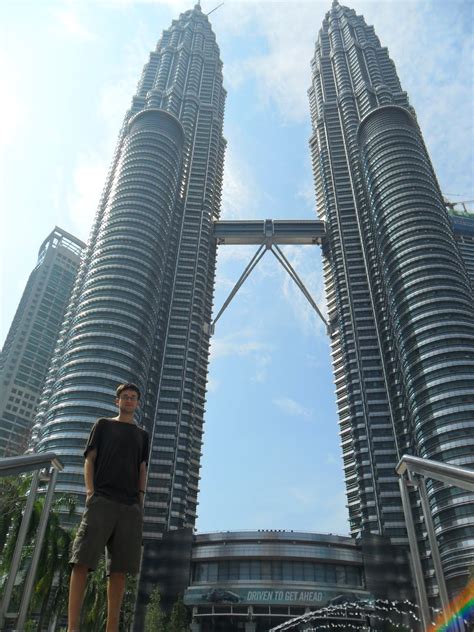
[0,227,85,457]
[34,1,225,611]
[309,0,474,598]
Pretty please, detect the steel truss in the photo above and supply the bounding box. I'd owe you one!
[208,219,328,335]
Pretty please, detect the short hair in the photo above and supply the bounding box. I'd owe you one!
[116,383,141,400]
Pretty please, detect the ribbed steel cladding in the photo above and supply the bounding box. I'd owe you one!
[310,1,474,596]
[39,113,185,463]
[310,8,406,541]
[358,105,474,589]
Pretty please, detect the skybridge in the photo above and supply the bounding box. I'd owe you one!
[210,219,328,335]
[214,218,326,245]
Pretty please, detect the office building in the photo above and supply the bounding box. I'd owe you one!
[34,3,226,621]
[0,227,84,457]
[308,1,474,598]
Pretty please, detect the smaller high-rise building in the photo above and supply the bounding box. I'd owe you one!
[0,227,85,456]
[447,203,474,286]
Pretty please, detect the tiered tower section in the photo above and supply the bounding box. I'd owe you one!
[309,1,474,597]
[35,1,226,596]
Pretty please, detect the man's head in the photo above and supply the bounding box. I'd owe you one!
[116,383,141,401]
[115,383,141,415]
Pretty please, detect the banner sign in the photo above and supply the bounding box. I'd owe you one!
[184,586,370,607]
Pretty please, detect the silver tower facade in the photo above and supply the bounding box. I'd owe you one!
[0,228,84,457]
[35,1,225,603]
[309,1,474,598]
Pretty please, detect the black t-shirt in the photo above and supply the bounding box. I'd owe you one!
[84,418,150,505]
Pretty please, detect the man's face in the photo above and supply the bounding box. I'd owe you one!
[116,389,140,414]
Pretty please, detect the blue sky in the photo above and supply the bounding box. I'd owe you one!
[1,0,472,535]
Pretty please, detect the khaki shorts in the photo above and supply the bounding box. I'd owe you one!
[70,494,143,574]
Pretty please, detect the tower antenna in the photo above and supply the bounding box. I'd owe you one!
[207,2,224,17]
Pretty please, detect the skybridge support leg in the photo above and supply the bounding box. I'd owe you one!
[270,244,328,329]
[208,244,327,335]
[208,244,266,334]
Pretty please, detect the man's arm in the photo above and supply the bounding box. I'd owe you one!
[84,449,97,500]
[139,461,147,507]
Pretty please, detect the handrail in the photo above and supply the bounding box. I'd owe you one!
[396,453,474,492]
[0,451,64,630]
[397,454,473,632]
[0,451,63,477]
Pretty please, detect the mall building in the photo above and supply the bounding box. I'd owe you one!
[153,529,414,632]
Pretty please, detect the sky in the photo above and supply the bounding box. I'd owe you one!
[0,0,473,535]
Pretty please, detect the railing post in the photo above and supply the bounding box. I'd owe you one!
[0,469,40,630]
[16,466,59,631]
[398,474,431,630]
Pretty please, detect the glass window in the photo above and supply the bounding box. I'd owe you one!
[272,561,282,580]
[336,566,346,584]
[293,562,303,581]
[250,561,260,580]
[240,561,250,580]
[282,562,293,580]
[314,565,325,582]
[326,566,336,583]
[208,563,218,582]
[304,562,314,581]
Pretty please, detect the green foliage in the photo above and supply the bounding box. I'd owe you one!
[0,475,77,631]
[121,574,139,630]
[0,475,32,562]
[81,557,108,631]
[145,586,167,632]
[168,597,189,632]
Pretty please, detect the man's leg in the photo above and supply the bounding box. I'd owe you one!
[106,571,126,632]
[67,563,88,632]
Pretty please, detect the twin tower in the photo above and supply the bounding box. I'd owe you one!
[34,0,474,617]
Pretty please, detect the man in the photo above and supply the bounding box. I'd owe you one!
[67,383,149,632]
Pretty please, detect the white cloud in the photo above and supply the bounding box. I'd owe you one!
[216,1,472,200]
[314,491,349,535]
[210,330,271,360]
[66,153,108,240]
[221,144,262,220]
[285,485,348,534]
[0,53,28,152]
[51,7,95,41]
[209,330,273,382]
[215,3,324,123]
[324,452,339,466]
[273,396,312,419]
[206,374,220,393]
[253,352,271,383]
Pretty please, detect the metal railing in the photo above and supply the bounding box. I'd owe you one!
[396,454,474,632]
[0,452,64,631]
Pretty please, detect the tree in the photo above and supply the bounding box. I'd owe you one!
[0,475,76,630]
[81,556,108,631]
[0,476,31,565]
[145,586,167,632]
[32,495,76,631]
[121,574,139,631]
[169,597,189,632]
